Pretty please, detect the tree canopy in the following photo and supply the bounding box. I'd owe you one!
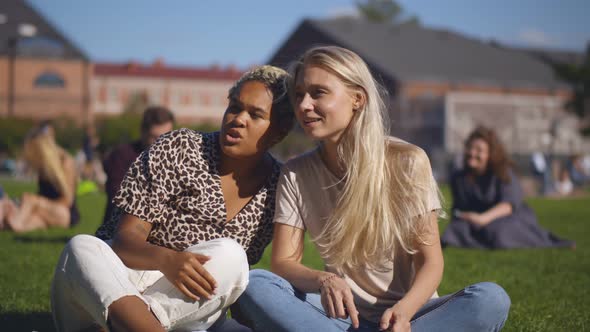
[356,0,419,25]
[552,44,590,134]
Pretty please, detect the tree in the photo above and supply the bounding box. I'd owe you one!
[122,91,149,115]
[356,0,419,25]
[552,43,590,135]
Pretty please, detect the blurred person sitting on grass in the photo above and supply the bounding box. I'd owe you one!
[1,121,79,232]
[567,154,590,188]
[441,126,575,249]
[554,163,574,196]
[51,65,295,332]
[101,106,175,229]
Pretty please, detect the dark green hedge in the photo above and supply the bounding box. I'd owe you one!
[0,117,84,156]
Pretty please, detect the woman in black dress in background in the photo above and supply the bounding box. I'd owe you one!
[441,126,574,249]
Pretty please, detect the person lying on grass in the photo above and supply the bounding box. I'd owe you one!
[51,65,294,332]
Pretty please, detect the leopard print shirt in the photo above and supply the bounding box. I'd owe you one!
[95,128,280,265]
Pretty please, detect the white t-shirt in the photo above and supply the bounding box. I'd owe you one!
[274,139,442,322]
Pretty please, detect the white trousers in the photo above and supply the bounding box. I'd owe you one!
[51,234,249,332]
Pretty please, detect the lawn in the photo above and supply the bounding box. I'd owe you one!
[0,177,589,331]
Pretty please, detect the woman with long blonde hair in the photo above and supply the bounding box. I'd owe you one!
[236,46,510,331]
[4,122,79,232]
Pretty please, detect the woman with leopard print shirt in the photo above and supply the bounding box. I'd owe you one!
[51,65,294,332]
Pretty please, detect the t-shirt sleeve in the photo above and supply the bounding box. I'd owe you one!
[498,169,523,208]
[274,165,305,229]
[113,129,189,225]
[404,147,442,217]
[421,158,442,214]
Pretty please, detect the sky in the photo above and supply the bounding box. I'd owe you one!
[25,0,590,68]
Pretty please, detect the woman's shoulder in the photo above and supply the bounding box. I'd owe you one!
[506,166,518,177]
[282,148,321,173]
[151,128,216,153]
[278,149,329,190]
[158,128,203,144]
[385,136,430,168]
[503,166,520,184]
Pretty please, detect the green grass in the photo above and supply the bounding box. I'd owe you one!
[1,178,589,331]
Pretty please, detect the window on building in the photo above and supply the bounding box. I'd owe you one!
[170,91,180,105]
[98,86,106,103]
[120,89,128,104]
[182,94,192,105]
[419,89,436,99]
[200,92,211,106]
[109,87,118,101]
[150,90,161,104]
[162,90,170,105]
[34,71,65,88]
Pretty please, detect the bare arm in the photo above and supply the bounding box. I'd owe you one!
[271,223,360,328]
[459,202,512,227]
[480,202,512,225]
[270,223,325,291]
[381,212,444,331]
[112,213,217,300]
[111,213,174,270]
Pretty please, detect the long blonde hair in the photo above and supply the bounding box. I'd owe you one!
[289,46,440,270]
[23,126,72,200]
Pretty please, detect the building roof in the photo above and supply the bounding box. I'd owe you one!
[0,0,88,60]
[94,61,244,81]
[512,46,586,66]
[271,17,570,90]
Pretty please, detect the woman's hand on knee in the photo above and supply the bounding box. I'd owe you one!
[161,251,218,301]
[459,211,487,227]
[319,274,359,328]
[380,303,411,332]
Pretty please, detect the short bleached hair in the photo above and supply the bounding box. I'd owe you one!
[228,65,295,138]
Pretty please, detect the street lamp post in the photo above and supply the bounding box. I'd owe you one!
[7,37,17,117]
[6,23,37,117]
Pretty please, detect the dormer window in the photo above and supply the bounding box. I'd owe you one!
[34,71,65,88]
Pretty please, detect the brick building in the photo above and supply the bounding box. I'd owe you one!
[1,0,241,126]
[0,0,92,124]
[92,61,243,124]
[269,18,588,177]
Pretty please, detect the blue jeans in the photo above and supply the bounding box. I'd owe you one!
[236,269,510,332]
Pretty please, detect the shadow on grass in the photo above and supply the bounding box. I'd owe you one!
[13,235,72,244]
[0,311,55,332]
